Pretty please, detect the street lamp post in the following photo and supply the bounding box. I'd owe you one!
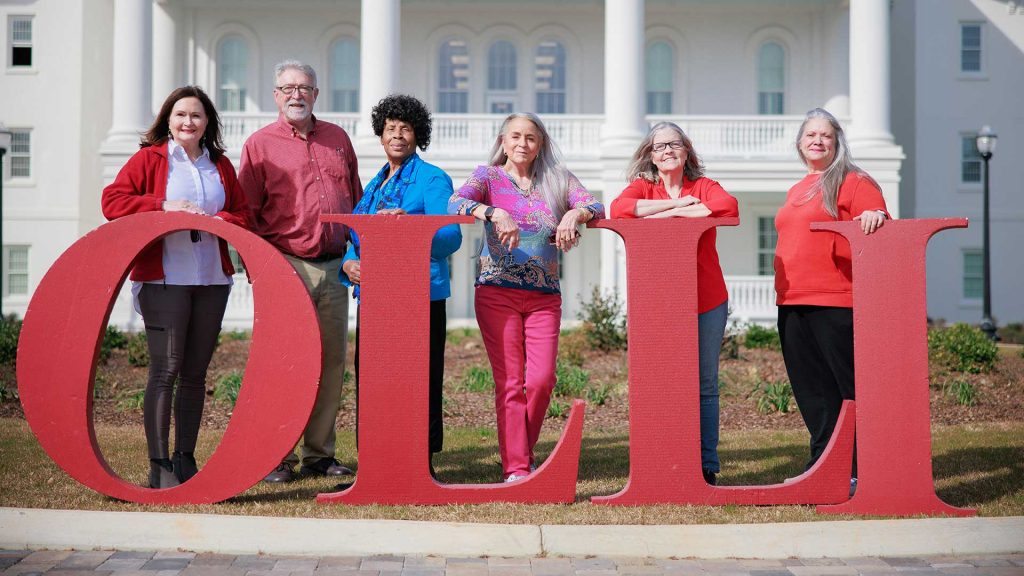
[975,125,998,341]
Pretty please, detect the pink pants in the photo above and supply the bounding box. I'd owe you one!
[474,285,561,478]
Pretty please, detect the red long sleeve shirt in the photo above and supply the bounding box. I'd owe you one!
[774,171,889,307]
[610,177,739,313]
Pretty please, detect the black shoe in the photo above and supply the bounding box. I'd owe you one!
[172,452,198,483]
[263,462,295,483]
[149,458,180,489]
[300,457,354,477]
[702,468,717,486]
[331,482,354,492]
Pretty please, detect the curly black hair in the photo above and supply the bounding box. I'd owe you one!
[371,94,432,150]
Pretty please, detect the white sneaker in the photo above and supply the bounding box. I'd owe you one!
[849,477,858,497]
[504,473,527,483]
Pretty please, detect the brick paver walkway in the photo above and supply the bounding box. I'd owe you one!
[2,550,1023,576]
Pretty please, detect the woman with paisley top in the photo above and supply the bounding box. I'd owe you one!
[449,113,604,483]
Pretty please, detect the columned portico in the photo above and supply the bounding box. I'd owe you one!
[152,0,180,115]
[357,0,400,147]
[105,0,152,148]
[848,0,893,147]
[599,0,647,296]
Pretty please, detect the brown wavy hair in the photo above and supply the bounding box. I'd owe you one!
[141,86,226,161]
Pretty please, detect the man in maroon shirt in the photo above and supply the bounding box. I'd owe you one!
[239,60,362,483]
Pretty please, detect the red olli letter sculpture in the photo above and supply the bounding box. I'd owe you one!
[16,212,973,516]
[17,212,323,504]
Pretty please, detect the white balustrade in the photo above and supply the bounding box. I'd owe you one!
[648,115,810,159]
[725,275,778,326]
[220,112,360,152]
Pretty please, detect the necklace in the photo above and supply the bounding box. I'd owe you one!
[504,169,534,196]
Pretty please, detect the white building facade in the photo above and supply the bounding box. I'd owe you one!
[1,0,1016,330]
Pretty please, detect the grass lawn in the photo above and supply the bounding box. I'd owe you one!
[1,418,1021,524]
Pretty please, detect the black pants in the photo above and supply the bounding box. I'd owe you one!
[778,305,856,475]
[139,283,230,460]
[355,299,446,453]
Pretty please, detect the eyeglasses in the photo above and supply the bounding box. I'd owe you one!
[276,84,315,96]
[652,140,685,152]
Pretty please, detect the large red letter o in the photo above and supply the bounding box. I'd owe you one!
[17,212,321,504]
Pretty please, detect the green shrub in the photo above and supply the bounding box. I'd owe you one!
[214,371,244,407]
[459,365,494,393]
[944,379,977,407]
[743,324,780,350]
[0,314,23,366]
[223,329,251,341]
[0,382,19,402]
[997,323,1024,345]
[557,328,587,367]
[928,323,998,373]
[546,399,570,419]
[116,388,146,411]
[554,361,589,398]
[577,287,627,351]
[126,332,150,367]
[748,379,793,414]
[586,383,613,406]
[445,327,477,346]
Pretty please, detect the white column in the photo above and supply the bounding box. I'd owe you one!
[848,0,893,146]
[601,0,646,150]
[357,0,400,144]
[152,0,179,115]
[106,0,152,146]
[599,0,645,296]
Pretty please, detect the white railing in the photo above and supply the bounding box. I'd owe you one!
[218,113,806,159]
[220,112,359,152]
[725,275,777,326]
[648,115,806,158]
[105,274,777,332]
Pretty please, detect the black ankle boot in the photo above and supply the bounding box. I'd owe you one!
[172,452,198,483]
[149,458,180,489]
[702,468,717,486]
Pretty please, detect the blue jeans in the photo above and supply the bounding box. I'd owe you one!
[698,300,728,473]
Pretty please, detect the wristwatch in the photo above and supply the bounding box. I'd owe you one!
[484,206,495,221]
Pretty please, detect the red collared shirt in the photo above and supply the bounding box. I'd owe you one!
[238,115,362,258]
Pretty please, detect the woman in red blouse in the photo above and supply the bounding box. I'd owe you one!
[610,121,738,486]
[774,108,888,492]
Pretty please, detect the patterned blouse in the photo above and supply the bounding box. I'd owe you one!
[449,165,604,294]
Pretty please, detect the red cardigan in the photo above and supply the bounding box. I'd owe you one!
[610,177,739,313]
[774,171,889,307]
[101,143,250,281]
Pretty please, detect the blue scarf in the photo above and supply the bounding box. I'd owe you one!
[350,153,419,299]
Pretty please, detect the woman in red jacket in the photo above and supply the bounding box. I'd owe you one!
[610,122,738,486]
[774,108,887,492]
[102,86,249,489]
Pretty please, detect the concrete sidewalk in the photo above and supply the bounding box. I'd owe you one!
[2,549,1024,576]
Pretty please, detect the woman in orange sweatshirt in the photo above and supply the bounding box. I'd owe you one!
[774,108,888,492]
[610,122,738,486]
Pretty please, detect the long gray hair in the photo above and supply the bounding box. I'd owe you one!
[795,108,873,218]
[626,121,705,183]
[488,112,570,220]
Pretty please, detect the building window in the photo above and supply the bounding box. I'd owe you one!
[487,40,517,114]
[757,42,785,115]
[757,216,777,276]
[217,36,248,112]
[8,16,32,68]
[535,40,566,114]
[645,41,673,114]
[961,135,982,184]
[5,129,31,179]
[960,23,982,73]
[438,39,469,113]
[963,249,982,300]
[2,246,29,297]
[329,37,359,113]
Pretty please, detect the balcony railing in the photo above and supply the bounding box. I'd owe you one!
[220,113,807,159]
[725,275,777,325]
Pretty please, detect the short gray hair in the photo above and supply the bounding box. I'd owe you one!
[274,60,318,87]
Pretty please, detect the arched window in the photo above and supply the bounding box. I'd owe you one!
[217,36,248,112]
[487,40,517,114]
[757,42,785,115]
[534,40,566,114]
[329,37,360,112]
[438,39,470,113]
[646,41,673,114]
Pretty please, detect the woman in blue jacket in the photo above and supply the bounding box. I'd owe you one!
[341,94,462,474]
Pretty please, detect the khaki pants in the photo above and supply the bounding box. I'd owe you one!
[282,255,349,468]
